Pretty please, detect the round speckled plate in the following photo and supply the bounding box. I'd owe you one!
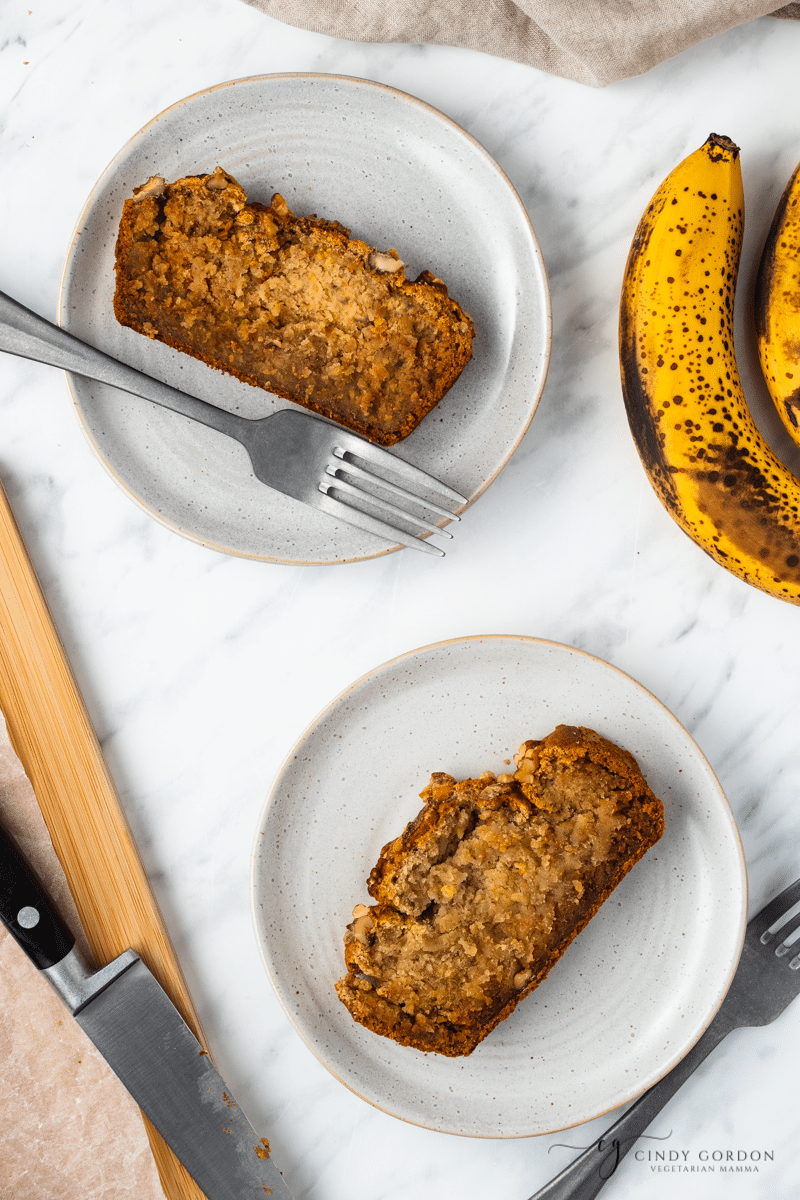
[251,635,746,1137]
[58,75,550,564]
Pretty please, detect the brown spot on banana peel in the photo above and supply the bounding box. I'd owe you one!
[690,448,800,584]
[619,192,680,511]
[621,330,681,513]
[785,390,800,429]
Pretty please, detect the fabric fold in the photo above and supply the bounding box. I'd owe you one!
[240,0,798,85]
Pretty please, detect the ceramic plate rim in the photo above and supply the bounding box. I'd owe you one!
[57,73,552,565]
[250,634,747,1137]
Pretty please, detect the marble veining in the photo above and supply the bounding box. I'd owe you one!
[1,1,800,1196]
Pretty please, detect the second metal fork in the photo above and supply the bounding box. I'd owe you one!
[527,875,800,1200]
[0,289,466,556]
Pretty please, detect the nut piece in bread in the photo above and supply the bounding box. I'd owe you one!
[113,167,475,446]
[335,725,664,1056]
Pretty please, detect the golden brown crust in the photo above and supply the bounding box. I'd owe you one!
[113,167,475,446]
[335,726,664,1056]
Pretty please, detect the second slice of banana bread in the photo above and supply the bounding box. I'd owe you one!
[335,725,664,1056]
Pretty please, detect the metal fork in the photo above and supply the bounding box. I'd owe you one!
[527,876,800,1200]
[0,289,466,556]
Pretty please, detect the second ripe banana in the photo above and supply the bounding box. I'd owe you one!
[619,133,800,605]
[756,161,800,451]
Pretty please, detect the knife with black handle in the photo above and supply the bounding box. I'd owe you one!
[0,817,293,1200]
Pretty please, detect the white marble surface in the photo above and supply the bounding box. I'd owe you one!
[2,3,800,1197]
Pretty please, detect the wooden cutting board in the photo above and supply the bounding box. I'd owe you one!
[0,480,209,1200]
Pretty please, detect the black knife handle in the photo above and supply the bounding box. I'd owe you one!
[0,818,75,969]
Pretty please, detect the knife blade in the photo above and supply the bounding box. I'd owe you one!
[0,817,293,1200]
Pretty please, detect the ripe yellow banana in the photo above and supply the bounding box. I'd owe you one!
[755,159,800,449]
[619,133,800,605]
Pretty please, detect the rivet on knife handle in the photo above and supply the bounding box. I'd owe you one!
[0,819,75,968]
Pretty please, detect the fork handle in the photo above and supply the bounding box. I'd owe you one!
[526,1011,737,1200]
[0,289,245,441]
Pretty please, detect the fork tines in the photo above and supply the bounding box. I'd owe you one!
[756,879,800,969]
[318,434,467,556]
[331,430,467,508]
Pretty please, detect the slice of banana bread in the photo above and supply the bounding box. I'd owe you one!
[335,725,664,1056]
[113,167,475,446]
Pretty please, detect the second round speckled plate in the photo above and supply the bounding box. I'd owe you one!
[252,636,746,1137]
[59,74,551,564]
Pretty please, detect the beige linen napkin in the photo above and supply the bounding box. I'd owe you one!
[241,0,799,85]
[0,712,164,1200]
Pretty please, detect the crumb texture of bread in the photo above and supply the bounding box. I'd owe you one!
[113,167,475,445]
[335,725,665,1056]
